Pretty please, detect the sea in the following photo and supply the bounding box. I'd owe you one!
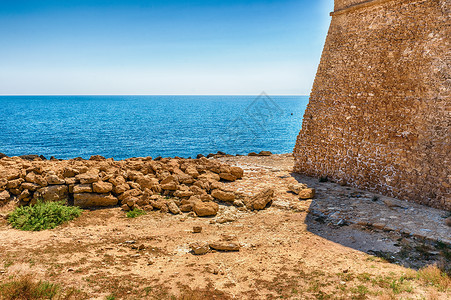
[0,95,308,160]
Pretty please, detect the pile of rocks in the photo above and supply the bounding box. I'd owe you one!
[0,155,252,217]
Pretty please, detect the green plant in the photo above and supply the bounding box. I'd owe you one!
[126,208,146,218]
[7,200,82,231]
[105,294,116,300]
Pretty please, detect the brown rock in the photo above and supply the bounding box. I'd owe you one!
[211,189,235,202]
[73,184,93,193]
[161,182,177,191]
[190,242,209,255]
[21,182,40,192]
[18,189,31,201]
[121,203,131,211]
[7,178,24,189]
[46,175,65,185]
[168,200,181,215]
[193,226,202,233]
[74,193,118,208]
[114,183,130,194]
[118,189,142,201]
[298,188,316,200]
[250,188,274,210]
[258,151,272,156]
[35,185,68,202]
[445,217,451,227]
[75,173,99,184]
[92,181,113,193]
[0,190,10,202]
[288,183,308,194]
[193,201,219,217]
[209,241,240,251]
[230,167,244,179]
[219,173,237,181]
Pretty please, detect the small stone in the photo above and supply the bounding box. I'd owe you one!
[288,183,308,194]
[298,188,315,200]
[167,200,181,215]
[190,242,209,255]
[193,226,202,233]
[209,241,241,252]
[445,217,451,227]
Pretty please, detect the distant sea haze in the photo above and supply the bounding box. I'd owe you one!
[0,95,308,160]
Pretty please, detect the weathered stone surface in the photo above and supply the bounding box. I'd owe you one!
[118,189,142,201]
[0,190,10,202]
[298,188,315,200]
[114,183,130,194]
[293,0,450,210]
[249,188,274,210]
[230,167,244,179]
[7,178,24,189]
[46,175,65,185]
[211,189,235,202]
[190,242,209,255]
[73,184,92,193]
[75,173,99,184]
[161,182,177,191]
[74,193,118,208]
[209,241,240,252]
[288,183,308,195]
[219,173,237,182]
[193,201,219,217]
[21,182,40,191]
[35,185,68,202]
[167,200,181,215]
[92,181,113,194]
[445,217,451,227]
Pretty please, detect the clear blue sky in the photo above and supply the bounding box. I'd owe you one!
[0,0,333,95]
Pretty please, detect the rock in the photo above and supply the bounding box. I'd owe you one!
[46,175,65,185]
[230,167,244,179]
[19,155,40,161]
[7,178,24,189]
[233,200,244,207]
[219,173,237,181]
[21,182,40,191]
[445,217,451,227]
[258,151,272,156]
[248,152,258,156]
[209,241,240,252]
[89,155,106,161]
[194,201,219,217]
[74,193,118,208]
[193,226,202,233]
[196,154,205,159]
[167,200,181,215]
[73,184,93,193]
[0,153,8,159]
[35,185,68,202]
[190,242,209,255]
[121,204,131,211]
[288,183,308,194]
[114,183,130,194]
[161,182,177,191]
[298,188,316,200]
[118,189,142,201]
[76,173,99,184]
[92,181,113,193]
[211,189,235,202]
[249,188,274,210]
[18,189,31,201]
[0,190,10,202]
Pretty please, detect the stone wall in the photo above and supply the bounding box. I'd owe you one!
[294,0,450,210]
[0,155,246,216]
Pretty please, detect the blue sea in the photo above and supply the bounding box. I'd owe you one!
[0,95,308,160]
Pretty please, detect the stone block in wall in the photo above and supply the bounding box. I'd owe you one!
[73,193,118,208]
[34,185,68,202]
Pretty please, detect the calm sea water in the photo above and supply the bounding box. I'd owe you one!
[0,95,308,160]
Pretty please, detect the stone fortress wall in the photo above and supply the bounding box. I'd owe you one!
[294,0,450,210]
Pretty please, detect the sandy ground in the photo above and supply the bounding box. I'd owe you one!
[0,154,450,299]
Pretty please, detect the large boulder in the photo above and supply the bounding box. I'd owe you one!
[74,193,118,208]
[193,201,219,217]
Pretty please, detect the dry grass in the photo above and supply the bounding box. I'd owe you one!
[417,264,451,292]
[0,275,84,300]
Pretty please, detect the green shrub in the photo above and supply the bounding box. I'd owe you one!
[126,208,146,218]
[7,200,82,231]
